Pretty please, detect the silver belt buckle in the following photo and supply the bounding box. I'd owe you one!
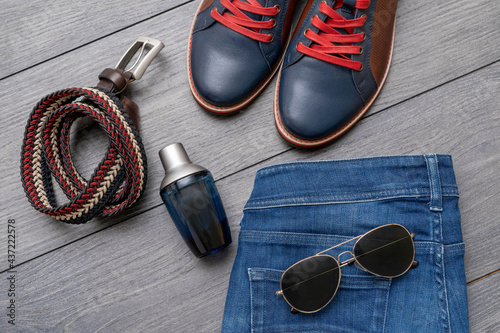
[116,36,165,80]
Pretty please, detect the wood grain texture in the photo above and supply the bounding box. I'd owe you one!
[371,0,500,114]
[0,0,192,79]
[0,139,498,332]
[0,0,286,272]
[1,59,499,332]
[280,61,500,283]
[467,272,500,332]
[1,0,499,331]
[2,0,500,273]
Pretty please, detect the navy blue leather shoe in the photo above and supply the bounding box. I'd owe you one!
[275,0,398,147]
[188,0,298,114]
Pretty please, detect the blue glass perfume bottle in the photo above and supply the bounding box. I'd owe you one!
[159,143,231,257]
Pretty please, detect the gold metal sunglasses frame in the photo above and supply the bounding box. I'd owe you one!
[276,223,416,314]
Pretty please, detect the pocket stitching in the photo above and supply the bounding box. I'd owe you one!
[248,267,392,333]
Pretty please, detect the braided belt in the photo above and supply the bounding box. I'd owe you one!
[20,37,164,224]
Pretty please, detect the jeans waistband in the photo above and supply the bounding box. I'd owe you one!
[245,154,459,210]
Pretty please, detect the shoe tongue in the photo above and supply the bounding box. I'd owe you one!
[334,0,356,20]
[341,0,357,12]
[328,0,355,44]
[332,0,356,26]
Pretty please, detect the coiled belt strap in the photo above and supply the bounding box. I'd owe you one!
[20,86,147,224]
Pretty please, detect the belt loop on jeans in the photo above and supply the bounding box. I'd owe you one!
[424,154,443,212]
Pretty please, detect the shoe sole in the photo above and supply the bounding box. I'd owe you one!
[274,17,397,148]
[187,1,291,115]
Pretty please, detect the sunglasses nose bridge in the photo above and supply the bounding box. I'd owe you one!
[337,250,355,265]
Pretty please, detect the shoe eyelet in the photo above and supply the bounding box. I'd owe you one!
[269,34,275,42]
[271,18,277,28]
[274,4,281,13]
[303,28,311,37]
[359,46,364,55]
[296,42,302,50]
[362,32,366,41]
[358,64,364,71]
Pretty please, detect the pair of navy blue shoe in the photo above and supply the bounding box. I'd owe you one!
[188,0,398,147]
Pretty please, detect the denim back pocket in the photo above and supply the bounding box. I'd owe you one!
[248,267,391,333]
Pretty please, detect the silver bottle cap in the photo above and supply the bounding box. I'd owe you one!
[159,143,207,190]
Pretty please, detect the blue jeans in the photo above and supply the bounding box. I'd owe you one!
[222,155,469,332]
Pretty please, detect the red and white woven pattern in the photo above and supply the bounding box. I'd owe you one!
[20,87,147,224]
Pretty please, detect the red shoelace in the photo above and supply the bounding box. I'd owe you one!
[211,0,280,43]
[297,0,370,71]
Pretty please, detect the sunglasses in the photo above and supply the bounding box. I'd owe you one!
[276,224,416,314]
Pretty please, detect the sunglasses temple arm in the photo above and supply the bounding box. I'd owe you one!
[316,235,362,255]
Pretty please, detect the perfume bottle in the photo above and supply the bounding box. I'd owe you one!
[159,143,231,257]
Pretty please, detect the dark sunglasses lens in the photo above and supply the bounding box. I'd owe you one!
[281,255,340,313]
[354,224,414,277]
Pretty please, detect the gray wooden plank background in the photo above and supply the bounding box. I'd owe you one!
[1,0,499,331]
